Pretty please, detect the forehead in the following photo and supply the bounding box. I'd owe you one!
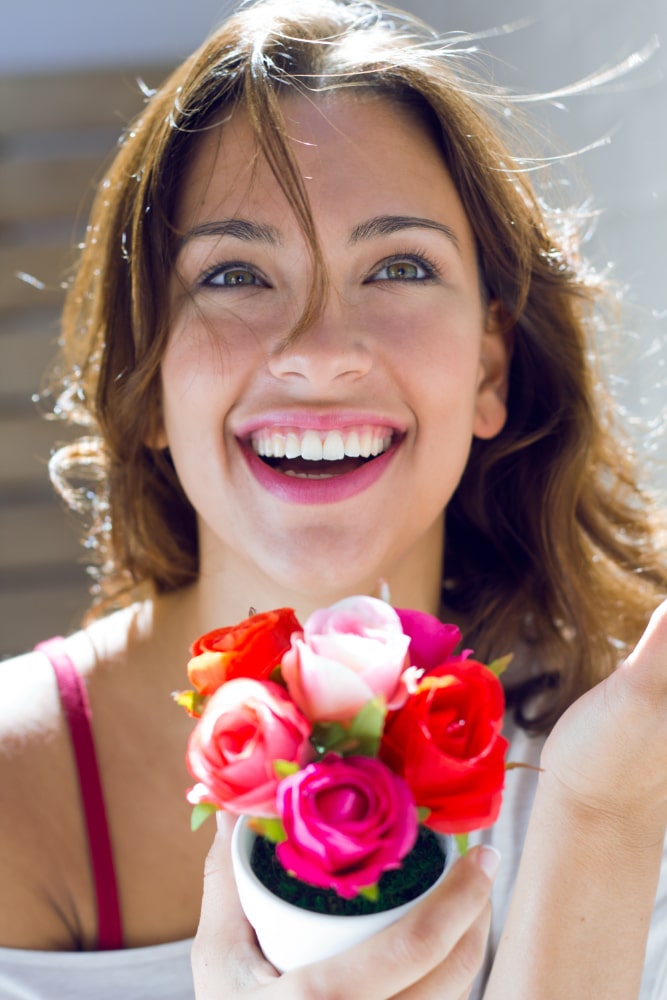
[173,93,476,255]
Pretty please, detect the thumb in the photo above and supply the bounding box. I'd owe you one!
[620,599,667,695]
[192,813,278,995]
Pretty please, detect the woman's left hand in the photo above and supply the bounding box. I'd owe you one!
[540,597,667,840]
[484,600,667,999]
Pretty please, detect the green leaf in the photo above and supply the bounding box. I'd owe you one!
[347,697,387,758]
[249,816,287,843]
[454,833,469,856]
[416,806,432,823]
[269,664,285,685]
[173,689,208,718]
[273,759,300,779]
[487,653,513,678]
[310,721,349,756]
[358,882,380,902]
[190,802,219,832]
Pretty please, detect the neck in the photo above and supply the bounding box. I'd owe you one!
[156,517,446,640]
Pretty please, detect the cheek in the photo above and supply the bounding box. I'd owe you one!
[159,317,258,435]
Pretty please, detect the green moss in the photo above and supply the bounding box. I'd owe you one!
[250,826,446,916]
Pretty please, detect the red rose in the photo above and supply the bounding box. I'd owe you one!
[379,661,508,835]
[187,608,301,696]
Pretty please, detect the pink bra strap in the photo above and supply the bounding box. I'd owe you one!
[36,637,123,951]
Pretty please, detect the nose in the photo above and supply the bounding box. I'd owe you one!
[267,296,373,387]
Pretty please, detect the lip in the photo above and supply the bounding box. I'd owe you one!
[239,435,402,505]
[234,410,406,437]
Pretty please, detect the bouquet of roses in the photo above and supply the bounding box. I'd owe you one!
[175,596,510,904]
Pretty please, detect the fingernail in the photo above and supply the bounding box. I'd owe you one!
[473,845,501,881]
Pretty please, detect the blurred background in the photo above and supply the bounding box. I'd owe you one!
[1,0,665,656]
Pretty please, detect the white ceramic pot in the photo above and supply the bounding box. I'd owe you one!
[231,816,452,973]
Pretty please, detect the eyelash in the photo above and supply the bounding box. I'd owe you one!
[365,249,441,284]
[198,248,441,289]
[200,261,268,288]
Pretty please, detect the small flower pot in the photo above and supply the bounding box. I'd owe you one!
[231,815,452,972]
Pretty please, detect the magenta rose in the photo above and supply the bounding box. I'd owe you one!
[186,678,312,817]
[281,596,413,723]
[276,754,418,898]
[395,609,466,672]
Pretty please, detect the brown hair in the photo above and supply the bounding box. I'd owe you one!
[51,0,667,730]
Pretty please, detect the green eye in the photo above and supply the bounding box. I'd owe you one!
[368,255,436,283]
[385,260,420,280]
[203,263,263,288]
[217,267,257,286]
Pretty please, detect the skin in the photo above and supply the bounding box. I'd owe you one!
[158,94,510,622]
[1,93,666,1000]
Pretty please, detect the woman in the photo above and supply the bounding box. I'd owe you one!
[1,1,666,997]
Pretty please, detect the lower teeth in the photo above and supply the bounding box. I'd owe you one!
[283,471,336,480]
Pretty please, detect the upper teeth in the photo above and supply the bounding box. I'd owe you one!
[251,426,394,461]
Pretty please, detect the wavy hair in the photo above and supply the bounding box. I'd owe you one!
[49,0,667,730]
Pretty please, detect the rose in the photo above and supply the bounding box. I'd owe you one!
[187,608,301,696]
[379,660,508,834]
[186,678,312,817]
[281,596,412,722]
[276,754,418,898]
[395,608,466,672]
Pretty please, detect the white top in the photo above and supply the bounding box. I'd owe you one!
[0,938,195,999]
[1,717,666,999]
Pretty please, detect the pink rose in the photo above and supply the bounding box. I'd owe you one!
[281,596,412,722]
[276,754,418,898]
[186,678,312,817]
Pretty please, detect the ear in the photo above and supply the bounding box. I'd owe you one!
[143,401,169,451]
[473,299,512,441]
[145,426,169,450]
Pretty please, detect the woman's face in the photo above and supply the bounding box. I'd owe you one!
[159,94,509,604]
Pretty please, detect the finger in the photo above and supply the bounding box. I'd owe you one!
[191,813,279,996]
[392,894,492,1000]
[621,599,667,692]
[286,845,499,1000]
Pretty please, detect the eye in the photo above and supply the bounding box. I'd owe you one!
[202,264,266,288]
[366,253,438,284]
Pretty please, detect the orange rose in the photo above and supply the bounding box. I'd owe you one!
[187,608,302,696]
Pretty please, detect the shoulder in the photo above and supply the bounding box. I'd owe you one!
[0,609,143,950]
[0,641,89,946]
[0,602,150,803]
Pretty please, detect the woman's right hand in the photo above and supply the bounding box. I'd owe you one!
[191,813,499,1000]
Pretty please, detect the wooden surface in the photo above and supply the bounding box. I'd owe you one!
[0,64,171,657]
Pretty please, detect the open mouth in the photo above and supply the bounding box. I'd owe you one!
[249,425,396,480]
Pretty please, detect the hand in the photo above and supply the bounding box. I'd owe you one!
[540,599,667,837]
[484,601,667,1000]
[191,813,499,1000]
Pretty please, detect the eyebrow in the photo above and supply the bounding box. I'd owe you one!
[349,215,461,253]
[178,214,461,254]
[178,219,281,248]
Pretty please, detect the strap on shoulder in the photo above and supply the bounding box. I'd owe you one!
[36,637,123,951]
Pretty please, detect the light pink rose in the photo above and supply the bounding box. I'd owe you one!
[276,754,418,898]
[186,678,312,817]
[281,596,412,722]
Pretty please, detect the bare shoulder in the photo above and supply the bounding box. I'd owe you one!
[0,645,84,946]
[0,609,141,950]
